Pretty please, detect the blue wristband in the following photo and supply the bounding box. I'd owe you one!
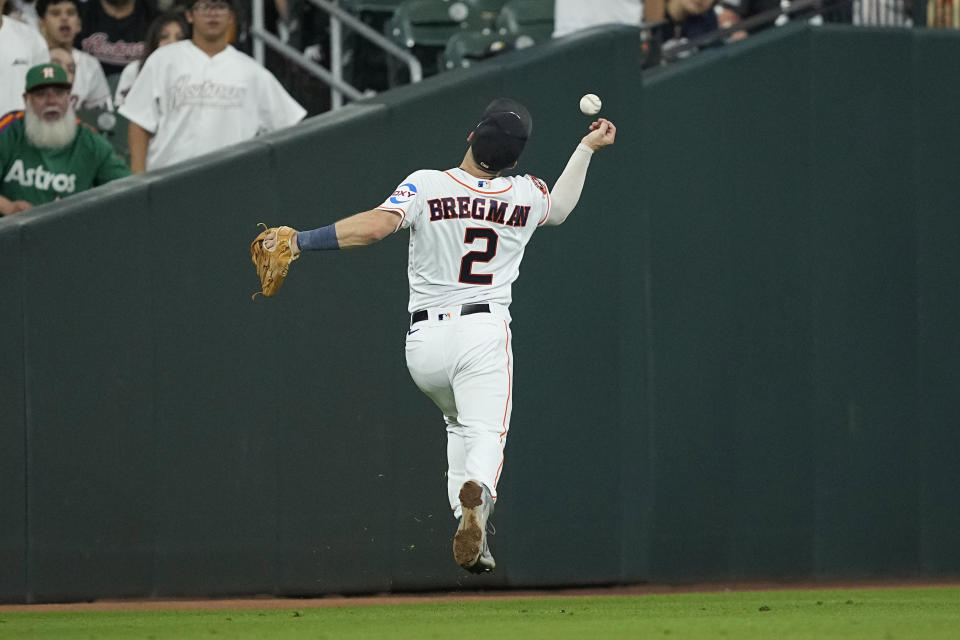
[296,224,340,251]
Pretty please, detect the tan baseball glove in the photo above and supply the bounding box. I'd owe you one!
[250,223,299,299]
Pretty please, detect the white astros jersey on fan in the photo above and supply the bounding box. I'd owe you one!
[378,168,551,313]
[0,18,49,115]
[118,40,306,171]
[71,48,113,110]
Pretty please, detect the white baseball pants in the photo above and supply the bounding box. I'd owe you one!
[404,303,513,519]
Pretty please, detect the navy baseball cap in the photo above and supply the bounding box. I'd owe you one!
[470,98,532,172]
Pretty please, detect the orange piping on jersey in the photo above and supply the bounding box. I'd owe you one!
[493,455,504,494]
[444,171,514,195]
[378,206,407,228]
[537,188,552,226]
[492,320,512,491]
[500,320,511,440]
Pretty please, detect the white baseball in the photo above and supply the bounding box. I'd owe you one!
[579,93,602,116]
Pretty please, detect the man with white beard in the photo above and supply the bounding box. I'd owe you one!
[0,63,130,215]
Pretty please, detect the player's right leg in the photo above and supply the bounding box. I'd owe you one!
[447,314,511,573]
[450,314,513,501]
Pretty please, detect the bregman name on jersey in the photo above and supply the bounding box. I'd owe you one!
[4,160,77,194]
[427,197,531,227]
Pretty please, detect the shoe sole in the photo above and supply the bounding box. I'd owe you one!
[453,481,484,568]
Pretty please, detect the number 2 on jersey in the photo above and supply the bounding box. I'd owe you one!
[459,227,498,285]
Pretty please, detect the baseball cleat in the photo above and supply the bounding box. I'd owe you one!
[453,480,495,573]
[468,542,496,574]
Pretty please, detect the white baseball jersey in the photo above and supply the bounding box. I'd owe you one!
[552,0,643,38]
[0,16,49,115]
[71,48,113,110]
[113,59,140,108]
[7,0,39,29]
[118,40,306,171]
[378,167,551,313]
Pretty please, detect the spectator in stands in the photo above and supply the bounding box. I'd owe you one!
[39,0,113,110]
[851,0,912,26]
[718,0,833,39]
[928,0,958,27]
[717,0,785,39]
[0,63,130,216]
[656,0,720,59]
[77,0,157,76]
[114,10,189,107]
[553,0,643,38]
[0,0,50,115]
[119,0,305,173]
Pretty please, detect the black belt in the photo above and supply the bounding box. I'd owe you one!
[410,303,490,326]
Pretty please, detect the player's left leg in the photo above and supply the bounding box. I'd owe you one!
[405,322,469,516]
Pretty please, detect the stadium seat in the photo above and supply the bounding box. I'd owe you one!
[333,0,407,93]
[495,0,554,42]
[385,0,489,83]
[462,0,509,29]
[439,30,513,70]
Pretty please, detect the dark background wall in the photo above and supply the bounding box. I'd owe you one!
[1,24,957,603]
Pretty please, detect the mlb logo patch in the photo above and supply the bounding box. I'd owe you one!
[477,180,489,188]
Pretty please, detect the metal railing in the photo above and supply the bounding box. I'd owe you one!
[249,0,423,110]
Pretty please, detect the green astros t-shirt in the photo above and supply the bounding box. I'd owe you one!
[0,111,131,207]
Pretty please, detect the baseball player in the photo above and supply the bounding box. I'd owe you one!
[119,0,306,173]
[263,99,616,573]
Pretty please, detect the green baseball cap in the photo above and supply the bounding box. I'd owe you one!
[24,63,72,92]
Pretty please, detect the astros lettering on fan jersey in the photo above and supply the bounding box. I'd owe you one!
[379,168,551,313]
[0,111,131,207]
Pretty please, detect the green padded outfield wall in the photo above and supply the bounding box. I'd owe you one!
[914,31,960,575]
[0,219,26,602]
[1,24,958,602]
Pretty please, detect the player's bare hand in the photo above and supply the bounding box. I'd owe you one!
[262,228,279,251]
[582,118,616,152]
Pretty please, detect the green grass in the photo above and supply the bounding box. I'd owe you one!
[1,587,958,639]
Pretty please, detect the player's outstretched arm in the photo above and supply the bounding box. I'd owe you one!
[542,118,617,227]
[265,209,401,255]
[325,209,402,250]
